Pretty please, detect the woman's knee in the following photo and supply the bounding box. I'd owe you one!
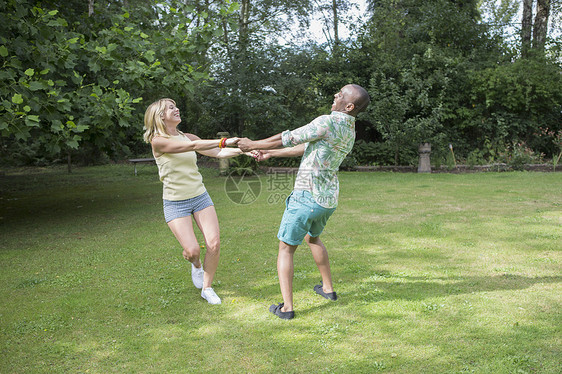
[205,236,220,255]
[182,246,200,261]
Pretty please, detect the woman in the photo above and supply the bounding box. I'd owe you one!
[143,98,244,305]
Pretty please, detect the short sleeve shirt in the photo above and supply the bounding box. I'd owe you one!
[281,111,356,208]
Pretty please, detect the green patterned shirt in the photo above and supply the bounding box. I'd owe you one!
[281,111,356,208]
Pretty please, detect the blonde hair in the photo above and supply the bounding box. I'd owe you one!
[143,98,181,143]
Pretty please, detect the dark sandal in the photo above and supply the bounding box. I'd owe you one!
[269,302,295,320]
[314,284,338,301]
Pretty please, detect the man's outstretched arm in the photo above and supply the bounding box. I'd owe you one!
[238,134,282,152]
[255,144,306,161]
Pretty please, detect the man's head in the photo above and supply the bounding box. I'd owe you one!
[331,84,370,117]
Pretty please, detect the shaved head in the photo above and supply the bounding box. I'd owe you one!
[332,84,370,117]
[346,84,370,116]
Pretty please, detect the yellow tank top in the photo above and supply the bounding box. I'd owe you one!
[155,135,206,201]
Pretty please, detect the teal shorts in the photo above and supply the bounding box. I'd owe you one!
[277,190,336,246]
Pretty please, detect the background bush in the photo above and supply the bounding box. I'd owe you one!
[1,0,560,168]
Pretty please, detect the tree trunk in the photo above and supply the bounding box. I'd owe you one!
[222,19,232,63]
[237,0,251,136]
[196,0,201,28]
[332,0,339,47]
[67,152,72,173]
[521,0,533,57]
[239,0,251,45]
[88,0,94,16]
[532,0,550,52]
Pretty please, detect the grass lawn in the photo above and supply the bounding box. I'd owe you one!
[1,164,560,373]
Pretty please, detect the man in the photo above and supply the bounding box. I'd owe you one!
[238,84,370,319]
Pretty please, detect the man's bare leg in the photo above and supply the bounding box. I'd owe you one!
[306,235,334,293]
[278,241,298,311]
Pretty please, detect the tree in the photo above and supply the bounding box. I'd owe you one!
[311,0,357,54]
[478,0,521,40]
[194,0,314,137]
[533,0,550,51]
[0,0,229,168]
[469,56,562,156]
[521,0,552,56]
[351,0,494,163]
[522,0,533,56]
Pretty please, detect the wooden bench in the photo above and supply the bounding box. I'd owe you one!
[128,158,156,176]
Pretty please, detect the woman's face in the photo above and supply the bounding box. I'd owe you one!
[161,100,181,125]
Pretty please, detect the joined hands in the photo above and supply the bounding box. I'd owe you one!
[237,137,255,152]
[225,137,240,147]
[248,150,271,162]
[225,137,270,161]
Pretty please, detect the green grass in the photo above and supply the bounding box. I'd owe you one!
[1,165,560,373]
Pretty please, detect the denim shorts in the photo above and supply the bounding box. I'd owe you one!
[163,191,214,223]
[277,190,336,246]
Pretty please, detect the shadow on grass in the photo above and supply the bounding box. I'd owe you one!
[293,272,561,318]
[1,171,162,233]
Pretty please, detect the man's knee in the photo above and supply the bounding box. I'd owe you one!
[279,241,298,253]
[305,235,321,245]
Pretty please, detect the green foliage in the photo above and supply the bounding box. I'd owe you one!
[227,154,259,175]
[0,6,89,159]
[1,0,561,168]
[0,0,229,166]
[345,0,562,164]
[498,142,544,170]
[464,137,507,166]
[466,148,486,167]
[541,129,562,171]
[178,0,318,140]
[263,154,301,168]
[338,0,497,163]
[193,44,325,141]
[349,140,396,166]
[469,57,562,154]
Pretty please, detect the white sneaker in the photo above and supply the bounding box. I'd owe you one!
[191,263,204,289]
[201,287,221,305]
